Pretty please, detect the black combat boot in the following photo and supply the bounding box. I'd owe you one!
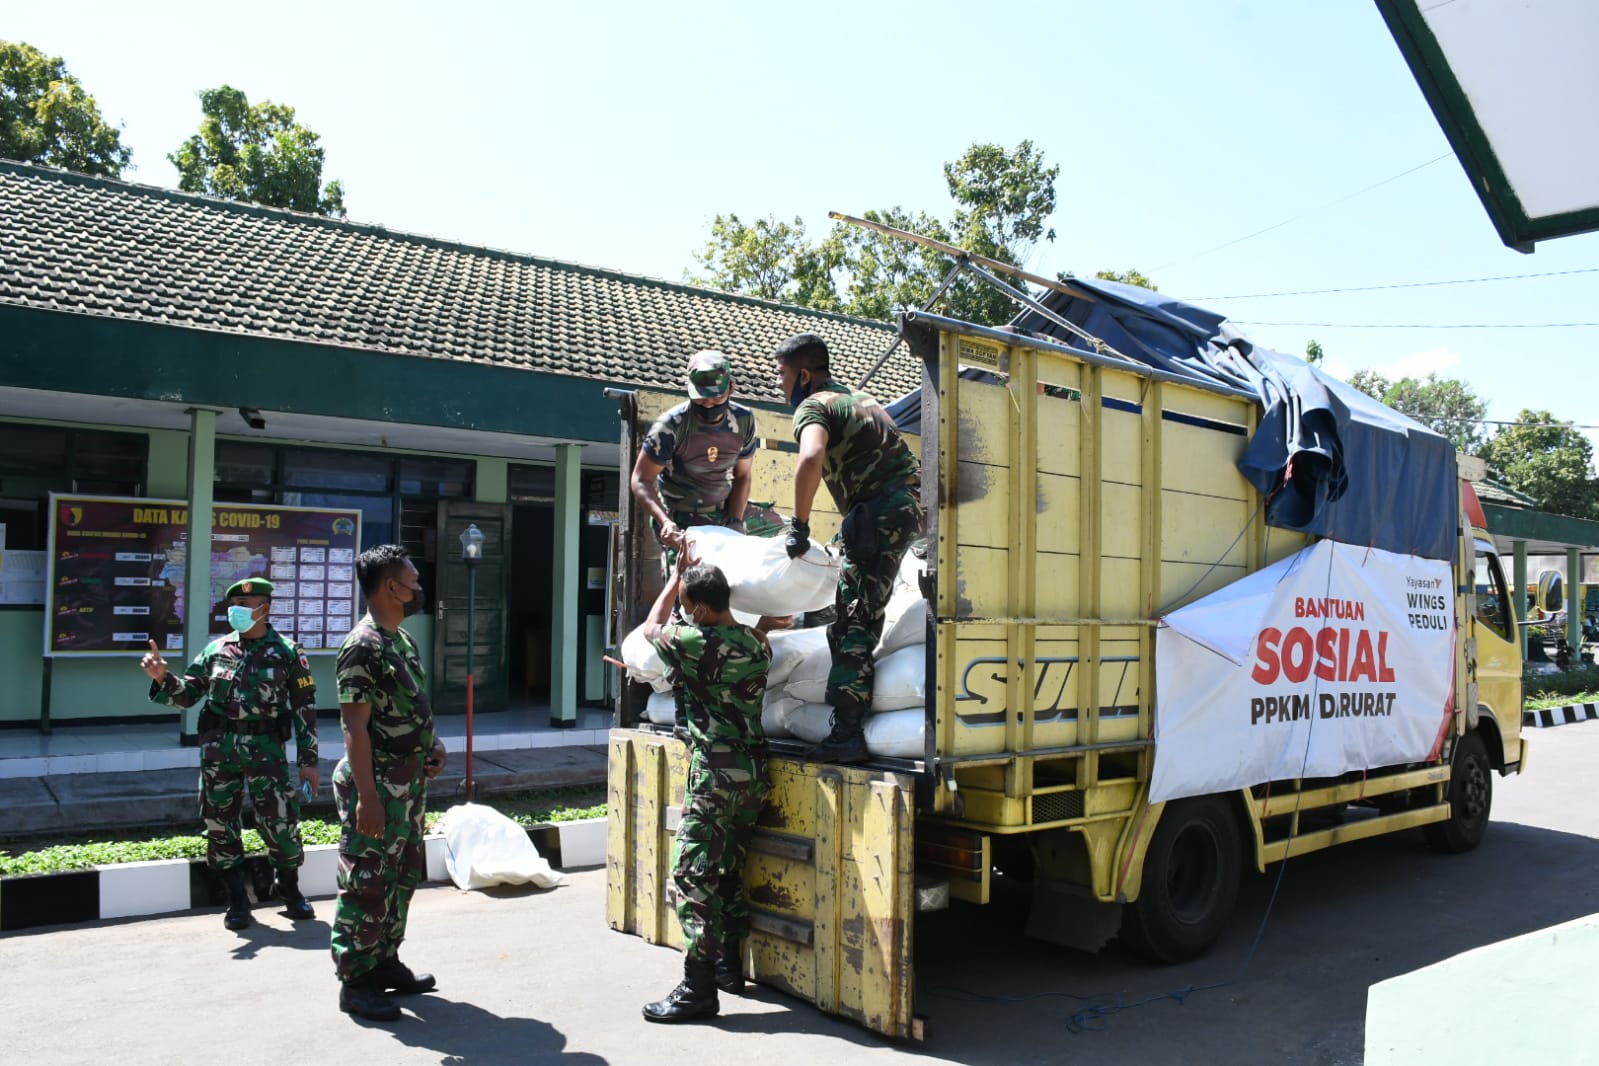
[339,972,401,1022]
[805,697,870,764]
[274,869,315,920]
[222,867,252,931]
[642,958,719,1024]
[715,940,745,995]
[370,955,437,995]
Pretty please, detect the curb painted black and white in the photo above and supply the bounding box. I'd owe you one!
[1522,703,1599,730]
[0,818,606,933]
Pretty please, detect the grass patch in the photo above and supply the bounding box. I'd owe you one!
[0,785,606,877]
[1524,663,1599,709]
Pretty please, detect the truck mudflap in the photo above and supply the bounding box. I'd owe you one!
[606,729,921,1040]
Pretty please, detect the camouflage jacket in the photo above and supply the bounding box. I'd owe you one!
[336,615,436,765]
[642,400,759,514]
[650,621,770,750]
[150,628,318,765]
[792,382,920,512]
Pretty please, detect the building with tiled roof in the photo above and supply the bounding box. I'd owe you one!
[0,160,911,407]
[0,159,920,737]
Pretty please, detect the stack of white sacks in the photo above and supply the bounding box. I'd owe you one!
[622,526,928,759]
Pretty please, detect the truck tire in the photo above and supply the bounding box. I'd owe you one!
[1119,795,1242,963]
[1423,731,1492,854]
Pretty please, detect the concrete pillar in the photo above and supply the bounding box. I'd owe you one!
[1568,547,1582,661]
[550,443,582,727]
[180,409,217,743]
[1513,540,1529,659]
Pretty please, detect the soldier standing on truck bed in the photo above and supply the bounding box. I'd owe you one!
[630,350,760,577]
[141,577,320,930]
[773,332,922,764]
[641,556,773,1023]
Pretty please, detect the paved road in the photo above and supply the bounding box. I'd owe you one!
[3,722,1595,1065]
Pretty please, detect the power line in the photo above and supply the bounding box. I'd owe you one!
[1237,320,1599,329]
[1191,265,1599,301]
[1152,155,1451,271]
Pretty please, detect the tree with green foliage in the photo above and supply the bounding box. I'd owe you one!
[1094,268,1159,291]
[688,140,1060,327]
[1304,339,1324,366]
[1,40,129,176]
[169,85,345,216]
[1343,370,1488,455]
[940,141,1059,323]
[1480,411,1598,518]
[690,213,839,308]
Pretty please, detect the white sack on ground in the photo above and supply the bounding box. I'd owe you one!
[621,624,673,692]
[684,525,840,616]
[864,708,924,758]
[644,689,676,725]
[783,703,836,744]
[876,597,929,657]
[765,626,830,688]
[437,803,566,891]
[870,644,927,711]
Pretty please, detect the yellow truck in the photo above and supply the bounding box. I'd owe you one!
[606,308,1527,1040]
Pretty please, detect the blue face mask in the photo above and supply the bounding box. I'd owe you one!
[788,372,810,408]
[227,604,258,633]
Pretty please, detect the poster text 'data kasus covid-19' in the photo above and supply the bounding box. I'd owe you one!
[46,494,361,656]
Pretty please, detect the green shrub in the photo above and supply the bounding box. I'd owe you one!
[1,790,606,877]
[1524,663,1599,708]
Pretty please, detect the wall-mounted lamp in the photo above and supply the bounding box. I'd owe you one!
[238,407,266,430]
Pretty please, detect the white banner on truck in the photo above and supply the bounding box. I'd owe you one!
[1150,540,1454,804]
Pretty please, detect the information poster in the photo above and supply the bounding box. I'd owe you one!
[46,494,361,657]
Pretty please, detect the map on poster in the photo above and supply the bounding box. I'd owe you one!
[46,494,361,657]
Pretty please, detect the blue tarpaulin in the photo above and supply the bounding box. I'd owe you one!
[893,278,1458,561]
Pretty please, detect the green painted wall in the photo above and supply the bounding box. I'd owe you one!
[476,457,509,504]
[146,429,189,497]
[0,612,45,724]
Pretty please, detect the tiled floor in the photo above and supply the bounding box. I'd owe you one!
[0,704,614,779]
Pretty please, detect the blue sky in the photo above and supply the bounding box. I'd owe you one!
[8,1,1597,455]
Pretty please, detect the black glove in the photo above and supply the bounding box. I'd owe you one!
[784,517,811,560]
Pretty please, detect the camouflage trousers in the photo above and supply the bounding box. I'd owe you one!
[199,731,302,872]
[827,487,923,708]
[329,754,426,983]
[673,744,770,964]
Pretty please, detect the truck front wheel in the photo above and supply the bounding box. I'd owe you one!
[1119,795,1242,963]
[1423,731,1492,854]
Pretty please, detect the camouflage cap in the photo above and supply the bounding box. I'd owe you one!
[224,577,274,600]
[686,350,733,399]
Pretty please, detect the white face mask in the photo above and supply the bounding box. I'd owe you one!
[227,604,258,632]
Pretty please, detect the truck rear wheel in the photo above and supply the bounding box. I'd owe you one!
[1119,795,1242,963]
[1423,731,1492,853]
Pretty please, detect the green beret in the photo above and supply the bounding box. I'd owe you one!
[225,577,274,599]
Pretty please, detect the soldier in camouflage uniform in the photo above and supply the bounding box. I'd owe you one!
[330,544,448,1023]
[774,332,922,764]
[630,350,760,578]
[641,558,773,1024]
[141,577,320,930]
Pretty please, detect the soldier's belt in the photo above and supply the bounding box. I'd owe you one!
[221,718,276,736]
[701,743,768,769]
